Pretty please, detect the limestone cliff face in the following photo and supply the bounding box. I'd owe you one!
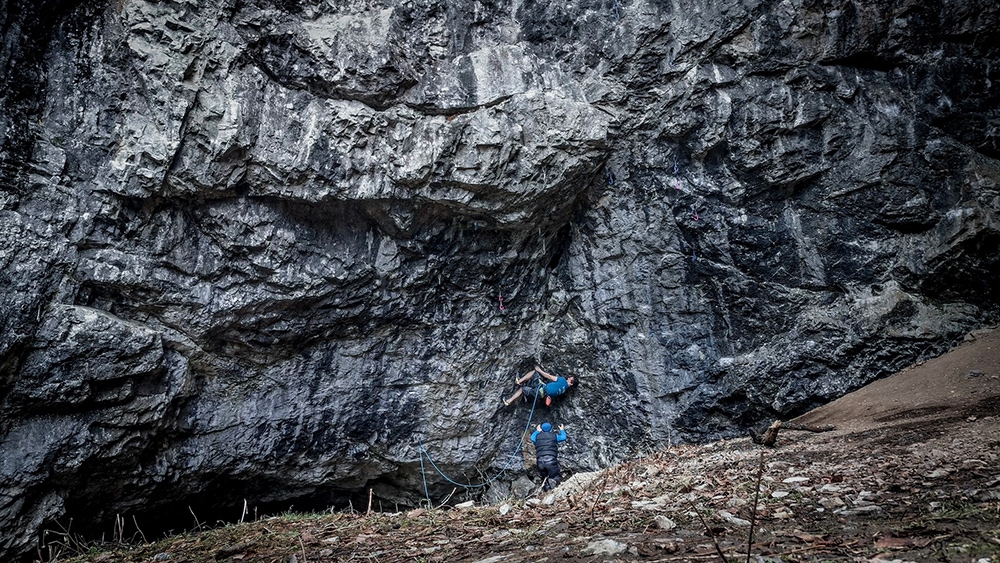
[1,0,998,557]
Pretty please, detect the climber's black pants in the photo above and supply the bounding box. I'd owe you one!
[536,455,561,490]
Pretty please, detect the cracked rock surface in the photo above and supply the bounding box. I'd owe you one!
[1,0,998,558]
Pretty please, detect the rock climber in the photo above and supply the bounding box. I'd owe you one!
[535,366,576,406]
[531,422,567,491]
[503,365,576,407]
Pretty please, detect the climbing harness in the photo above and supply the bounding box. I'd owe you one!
[498,294,505,311]
[417,390,541,505]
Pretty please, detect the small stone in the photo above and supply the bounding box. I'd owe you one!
[967,415,977,422]
[718,510,751,527]
[819,484,843,493]
[925,468,951,478]
[542,494,556,505]
[583,539,628,556]
[771,491,790,499]
[499,503,511,516]
[406,508,425,518]
[967,370,984,378]
[631,500,661,510]
[454,500,475,509]
[782,476,809,484]
[846,504,881,514]
[820,497,844,509]
[152,554,172,562]
[654,515,677,530]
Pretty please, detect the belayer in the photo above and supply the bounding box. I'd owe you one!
[531,422,567,490]
[503,365,576,407]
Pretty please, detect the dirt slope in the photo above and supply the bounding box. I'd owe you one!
[794,326,1000,434]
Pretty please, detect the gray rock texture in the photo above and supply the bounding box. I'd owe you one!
[1,0,998,558]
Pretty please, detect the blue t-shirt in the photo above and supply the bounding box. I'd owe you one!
[544,377,570,397]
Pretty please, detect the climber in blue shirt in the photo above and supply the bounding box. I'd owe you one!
[531,422,567,490]
[536,366,576,406]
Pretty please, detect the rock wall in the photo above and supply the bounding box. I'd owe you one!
[1,0,998,557]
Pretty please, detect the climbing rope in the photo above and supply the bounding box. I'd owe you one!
[416,389,540,504]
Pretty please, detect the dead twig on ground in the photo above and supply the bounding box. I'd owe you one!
[750,420,835,447]
[687,499,728,563]
[189,506,204,532]
[589,470,611,522]
[746,449,765,563]
[132,515,147,544]
[436,487,458,508]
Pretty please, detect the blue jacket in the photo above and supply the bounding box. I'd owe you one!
[543,377,570,397]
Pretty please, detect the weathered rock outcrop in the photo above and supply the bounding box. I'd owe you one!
[1,0,998,558]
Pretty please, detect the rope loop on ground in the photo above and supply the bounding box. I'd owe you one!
[417,390,540,503]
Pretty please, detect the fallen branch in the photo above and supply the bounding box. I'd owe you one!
[687,500,728,563]
[749,421,835,447]
[746,449,764,563]
[589,470,611,522]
